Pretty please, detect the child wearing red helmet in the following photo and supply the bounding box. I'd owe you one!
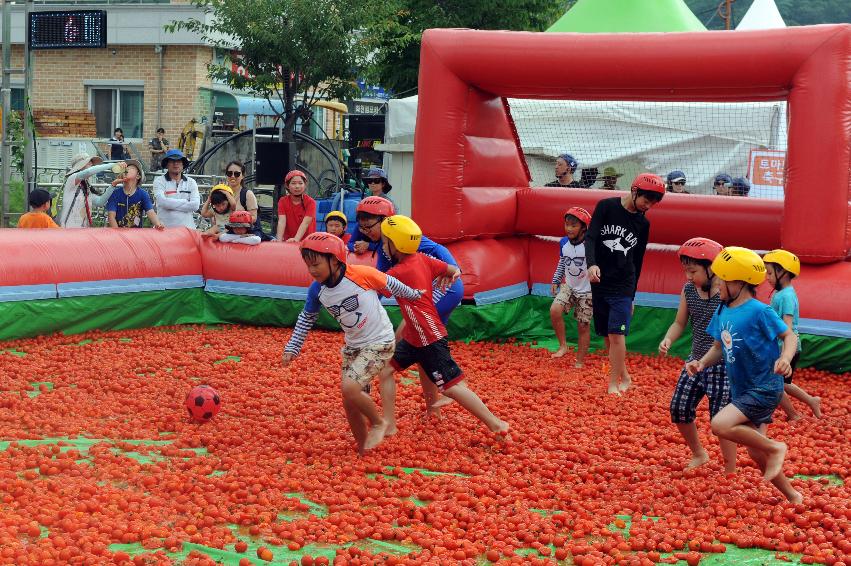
[586,173,664,395]
[275,170,316,242]
[218,210,261,246]
[550,206,593,367]
[659,238,736,472]
[283,232,423,455]
[348,195,396,255]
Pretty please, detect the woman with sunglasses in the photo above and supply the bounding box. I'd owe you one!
[152,149,201,228]
[362,168,399,214]
[223,160,269,239]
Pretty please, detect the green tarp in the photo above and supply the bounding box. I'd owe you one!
[547,0,707,33]
[0,289,847,373]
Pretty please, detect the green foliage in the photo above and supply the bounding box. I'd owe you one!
[363,0,568,96]
[165,0,368,139]
[8,111,25,176]
[684,0,851,29]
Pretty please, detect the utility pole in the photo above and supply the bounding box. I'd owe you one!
[1,0,24,227]
[23,0,33,204]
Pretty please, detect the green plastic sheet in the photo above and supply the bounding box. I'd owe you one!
[547,0,707,33]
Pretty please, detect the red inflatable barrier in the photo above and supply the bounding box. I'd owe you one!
[446,238,529,299]
[516,188,783,250]
[0,228,201,286]
[200,239,312,287]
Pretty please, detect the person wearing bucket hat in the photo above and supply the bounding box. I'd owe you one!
[218,210,261,246]
[153,148,200,229]
[60,152,120,228]
[18,189,59,229]
[600,166,624,190]
[362,168,399,213]
[666,170,689,194]
[105,160,164,229]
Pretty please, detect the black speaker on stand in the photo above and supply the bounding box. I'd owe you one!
[256,142,296,236]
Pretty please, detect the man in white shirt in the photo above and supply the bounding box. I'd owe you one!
[152,149,200,229]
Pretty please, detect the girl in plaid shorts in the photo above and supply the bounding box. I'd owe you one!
[659,238,736,472]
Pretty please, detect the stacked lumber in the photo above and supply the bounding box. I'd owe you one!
[34,109,97,137]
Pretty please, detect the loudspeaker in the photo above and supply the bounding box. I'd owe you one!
[255,142,293,185]
[348,114,386,143]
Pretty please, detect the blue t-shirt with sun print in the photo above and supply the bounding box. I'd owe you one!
[707,298,787,400]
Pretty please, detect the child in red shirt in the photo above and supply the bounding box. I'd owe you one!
[276,170,316,242]
[366,215,509,451]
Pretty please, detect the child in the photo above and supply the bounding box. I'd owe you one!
[586,173,665,395]
[348,196,394,255]
[324,210,351,245]
[550,207,592,366]
[659,238,736,472]
[282,233,423,455]
[18,189,59,229]
[763,249,821,420]
[201,184,235,236]
[276,170,316,242]
[218,210,261,245]
[106,161,165,229]
[687,246,802,503]
[370,215,509,450]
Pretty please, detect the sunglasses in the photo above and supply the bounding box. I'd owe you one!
[225,171,242,178]
[673,181,686,185]
[358,220,381,231]
[364,178,383,184]
[714,181,727,186]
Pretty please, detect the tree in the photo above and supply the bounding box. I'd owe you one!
[363,0,568,96]
[166,0,368,141]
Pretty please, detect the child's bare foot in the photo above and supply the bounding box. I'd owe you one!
[786,490,804,504]
[724,464,737,475]
[422,407,443,421]
[686,450,710,470]
[810,397,822,419]
[552,346,570,358]
[618,375,632,392]
[607,382,622,395]
[431,395,454,409]
[364,422,388,451]
[574,359,585,368]
[384,423,398,437]
[763,442,787,480]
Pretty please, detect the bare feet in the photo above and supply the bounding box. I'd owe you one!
[574,360,585,369]
[422,407,443,421]
[786,490,804,504]
[552,346,570,358]
[363,421,388,451]
[763,442,787,481]
[810,396,822,419]
[431,395,454,409]
[384,423,398,437]
[607,382,622,395]
[686,450,710,470]
[618,374,632,392]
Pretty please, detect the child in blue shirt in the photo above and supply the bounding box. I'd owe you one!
[106,160,165,229]
[687,247,801,503]
[764,249,822,420]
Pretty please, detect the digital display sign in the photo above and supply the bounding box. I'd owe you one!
[29,10,107,50]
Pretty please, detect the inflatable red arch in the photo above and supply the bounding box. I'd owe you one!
[412,26,851,326]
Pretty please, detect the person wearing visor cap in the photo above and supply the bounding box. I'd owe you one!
[713,173,733,196]
[60,152,118,227]
[666,170,689,194]
[362,168,399,214]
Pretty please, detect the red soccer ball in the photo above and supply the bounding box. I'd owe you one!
[185,385,221,422]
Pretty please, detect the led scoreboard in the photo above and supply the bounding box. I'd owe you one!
[29,10,107,50]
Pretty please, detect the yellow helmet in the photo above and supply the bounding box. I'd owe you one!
[381,215,422,254]
[762,249,801,277]
[210,183,234,196]
[710,246,766,284]
[324,210,348,225]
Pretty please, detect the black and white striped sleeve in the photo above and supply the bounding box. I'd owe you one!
[284,310,318,356]
[552,257,566,285]
[384,275,423,300]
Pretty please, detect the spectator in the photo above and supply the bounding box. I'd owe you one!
[109,128,130,161]
[276,170,316,243]
[152,149,200,229]
[148,128,170,172]
[105,160,164,229]
[18,189,59,229]
[60,152,116,228]
[600,167,624,190]
[201,184,236,236]
[362,168,399,213]
[218,210,261,246]
[730,177,751,197]
[666,170,689,194]
[714,174,733,196]
[545,153,583,188]
[225,160,270,240]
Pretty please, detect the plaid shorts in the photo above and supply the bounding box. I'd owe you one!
[670,363,730,423]
[340,341,395,391]
[553,286,593,324]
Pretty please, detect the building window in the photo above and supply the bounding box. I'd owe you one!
[90,88,144,138]
[11,88,25,111]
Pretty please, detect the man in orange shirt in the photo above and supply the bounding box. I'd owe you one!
[18,189,59,229]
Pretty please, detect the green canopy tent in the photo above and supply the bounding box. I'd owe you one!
[547,0,707,33]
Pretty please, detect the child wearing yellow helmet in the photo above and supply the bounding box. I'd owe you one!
[366,215,509,451]
[201,184,236,238]
[763,249,822,421]
[687,246,802,503]
[324,210,350,244]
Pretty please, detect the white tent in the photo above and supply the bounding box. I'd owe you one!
[736,0,786,30]
[380,96,787,201]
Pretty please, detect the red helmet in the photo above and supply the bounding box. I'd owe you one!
[356,196,396,217]
[678,237,723,261]
[631,173,666,195]
[564,206,591,227]
[300,232,347,263]
[227,210,254,228]
[284,170,307,185]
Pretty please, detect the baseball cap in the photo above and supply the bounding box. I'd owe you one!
[730,177,751,196]
[558,153,578,171]
[28,188,53,208]
[667,170,687,183]
[714,173,733,185]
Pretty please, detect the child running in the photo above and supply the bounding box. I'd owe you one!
[660,238,736,472]
[369,215,509,450]
[586,173,665,394]
[282,233,423,455]
[550,207,593,367]
[687,247,802,503]
[763,249,822,420]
